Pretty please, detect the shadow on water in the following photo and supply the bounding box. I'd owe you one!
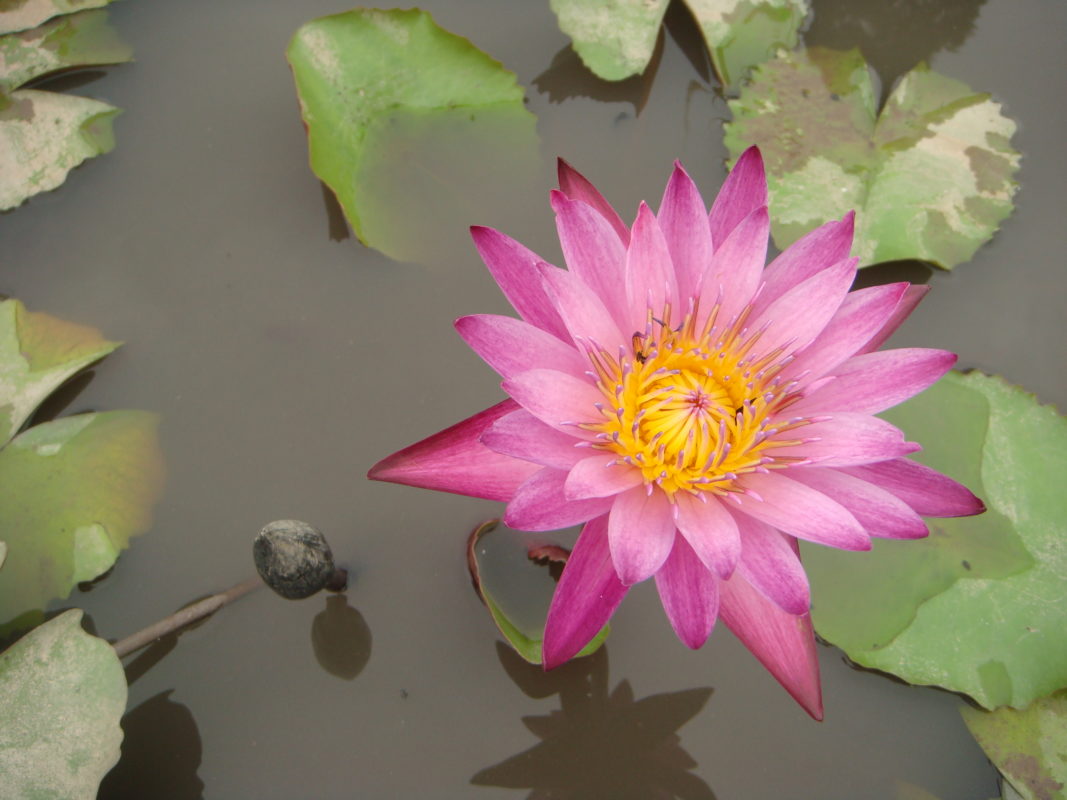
[310,593,372,680]
[98,690,205,800]
[852,259,935,290]
[320,183,351,243]
[472,642,716,799]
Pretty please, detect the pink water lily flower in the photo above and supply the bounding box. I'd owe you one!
[369,148,984,720]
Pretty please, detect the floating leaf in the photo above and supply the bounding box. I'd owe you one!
[724,48,1020,268]
[0,609,126,799]
[467,520,609,664]
[287,8,538,262]
[549,0,807,86]
[962,691,1067,800]
[0,89,119,210]
[0,541,6,570]
[803,372,1067,709]
[0,0,114,36]
[0,8,132,93]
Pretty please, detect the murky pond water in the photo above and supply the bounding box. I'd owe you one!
[3,0,1065,797]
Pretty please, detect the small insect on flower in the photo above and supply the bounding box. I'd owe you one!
[369,148,984,720]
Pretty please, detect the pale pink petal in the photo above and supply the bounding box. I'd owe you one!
[747,257,857,361]
[858,284,930,354]
[780,282,909,385]
[551,191,629,324]
[731,512,811,614]
[608,486,677,584]
[719,559,823,720]
[543,515,629,669]
[503,368,602,432]
[788,468,929,539]
[481,409,587,470]
[470,226,568,341]
[654,535,719,649]
[842,458,985,517]
[674,492,741,578]
[732,472,870,550]
[504,468,615,531]
[709,146,768,247]
[369,400,539,501]
[698,205,770,325]
[455,314,589,381]
[557,158,630,243]
[537,262,626,352]
[658,162,712,301]
[791,348,957,415]
[624,202,677,331]
[564,454,644,499]
[753,212,855,315]
[770,412,920,467]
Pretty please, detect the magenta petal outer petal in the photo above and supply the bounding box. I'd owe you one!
[543,515,629,670]
[557,158,630,244]
[624,201,678,332]
[674,492,741,578]
[658,162,712,301]
[503,368,602,433]
[608,486,677,584]
[701,205,769,323]
[565,454,644,499]
[719,550,824,720]
[655,535,719,649]
[709,145,768,247]
[552,191,629,325]
[368,400,539,502]
[788,468,929,539]
[732,512,811,614]
[754,212,855,314]
[481,409,587,470]
[470,226,568,341]
[504,468,615,531]
[733,472,870,550]
[859,284,930,354]
[455,314,589,380]
[843,458,985,517]
[537,262,626,353]
[770,412,920,467]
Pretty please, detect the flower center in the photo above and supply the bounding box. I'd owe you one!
[584,303,809,497]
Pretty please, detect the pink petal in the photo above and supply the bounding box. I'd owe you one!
[658,162,712,301]
[543,515,629,669]
[470,226,568,341]
[551,191,629,325]
[564,454,644,499]
[780,282,909,385]
[791,348,957,415]
[731,512,811,614]
[748,257,858,362]
[753,212,855,314]
[719,557,823,720]
[788,467,929,539]
[624,202,677,331]
[698,205,770,325]
[504,467,615,531]
[608,486,677,584]
[770,412,920,467]
[674,492,741,578]
[842,458,985,517]
[859,284,930,354]
[455,314,589,381]
[654,535,719,649]
[481,409,587,470]
[709,146,768,248]
[732,472,870,550]
[502,368,602,432]
[557,158,630,244]
[537,262,626,353]
[368,400,539,501]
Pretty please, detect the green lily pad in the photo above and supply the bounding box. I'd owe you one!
[467,520,609,664]
[549,0,807,87]
[803,372,1067,709]
[0,541,6,570]
[0,609,126,799]
[961,691,1067,800]
[287,8,538,262]
[0,8,132,93]
[724,48,1020,268]
[0,0,114,36]
[0,88,119,210]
